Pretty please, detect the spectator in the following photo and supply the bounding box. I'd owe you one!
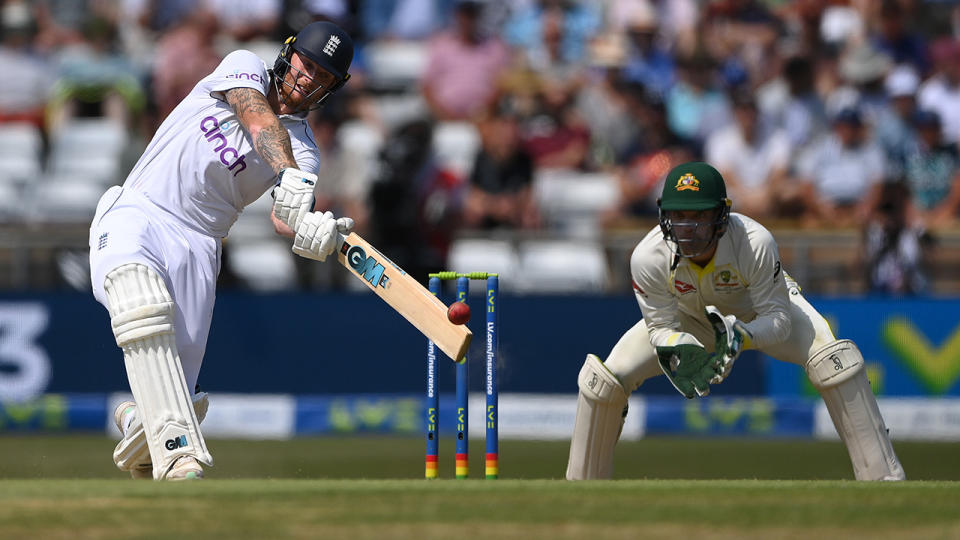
[617,1,675,98]
[575,36,640,169]
[504,0,601,67]
[0,2,52,129]
[903,110,960,230]
[870,0,928,76]
[462,107,539,229]
[611,88,695,218]
[831,42,893,125]
[917,39,960,146]
[520,85,591,170]
[368,119,461,278]
[150,9,222,125]
[863,181,931,295]
[46,16,145,133]
[874,64,920,177]
[794,108,887,227]
[421,0,511,121]
[704,89,791,219]
[665,52,732,149]
[756,55,828,152]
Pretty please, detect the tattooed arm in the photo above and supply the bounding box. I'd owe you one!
[224,87,296,174]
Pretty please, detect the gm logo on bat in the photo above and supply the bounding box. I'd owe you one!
[342,241,390,288]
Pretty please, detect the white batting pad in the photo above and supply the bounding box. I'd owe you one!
[566,354,629,480]
[806,340,905,481]
[103,264,212,480]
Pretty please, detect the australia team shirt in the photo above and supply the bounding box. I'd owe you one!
[630,213,792,350]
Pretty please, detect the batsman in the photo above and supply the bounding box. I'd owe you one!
[567,162,905,481]
[88,22,355,480]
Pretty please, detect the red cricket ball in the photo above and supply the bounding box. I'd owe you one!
[447,302,471,325]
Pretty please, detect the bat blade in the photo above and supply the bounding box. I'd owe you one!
[336,232,472,362]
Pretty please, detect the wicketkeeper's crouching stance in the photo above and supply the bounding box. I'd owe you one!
[88,21,355,479]
[566,162,905,481]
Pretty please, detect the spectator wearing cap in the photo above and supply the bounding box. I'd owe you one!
[421,0,511,120]
[874,64,921,177]
[704,89,791,219]
[903,110,960,229]
[794,108,887,227]
[918,39,960,146]
[829,42,893,126]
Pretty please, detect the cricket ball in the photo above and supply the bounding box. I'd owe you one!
[447,302,471,325]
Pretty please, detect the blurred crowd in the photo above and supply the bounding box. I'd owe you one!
[2,0,959,295]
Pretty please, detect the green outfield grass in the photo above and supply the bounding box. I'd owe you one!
[0,436,958,538]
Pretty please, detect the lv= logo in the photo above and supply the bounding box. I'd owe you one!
[883,317,960,394]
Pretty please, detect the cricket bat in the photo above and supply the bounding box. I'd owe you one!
[336,232,472,363]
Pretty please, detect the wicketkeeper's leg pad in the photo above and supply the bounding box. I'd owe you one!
[113,392,210,476]
[566,354,629,480]
[806,339,905,481]
[103,263,212,480]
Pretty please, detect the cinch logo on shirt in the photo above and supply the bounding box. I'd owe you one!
[226,70,266,84]
[200,116,248,176]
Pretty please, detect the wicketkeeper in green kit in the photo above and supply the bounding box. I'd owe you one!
[566,162,905,481]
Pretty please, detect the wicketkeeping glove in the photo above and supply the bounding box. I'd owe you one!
[272,168,318,230]
[705,305,751,384]
[656,344,717,399]
[292,211,355,262]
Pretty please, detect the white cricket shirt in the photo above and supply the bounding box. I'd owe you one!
[630,213,792,349]
[123,50,320,238]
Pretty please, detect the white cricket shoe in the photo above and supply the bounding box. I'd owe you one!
[113,401,153,479]
[165,456,204,481]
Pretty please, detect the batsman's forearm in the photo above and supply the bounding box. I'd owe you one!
[225,87,297,173]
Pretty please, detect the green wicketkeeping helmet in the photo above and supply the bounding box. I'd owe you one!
[658,162,729,211]
[657,162,732,262]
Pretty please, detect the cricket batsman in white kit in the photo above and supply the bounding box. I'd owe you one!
[566,162,906,481]
[88,21,355,480]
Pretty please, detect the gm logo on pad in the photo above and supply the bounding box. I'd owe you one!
[165,435,189,450]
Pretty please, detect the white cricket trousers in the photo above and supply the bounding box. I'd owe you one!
[89,186,220,392]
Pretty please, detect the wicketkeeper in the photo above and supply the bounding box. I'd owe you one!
[89,22,355,480]
[566,162,905,481]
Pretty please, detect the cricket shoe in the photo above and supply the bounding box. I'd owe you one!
[113,401,153,479]
[165,456,204,481]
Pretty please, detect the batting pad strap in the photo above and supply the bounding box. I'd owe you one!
[578,354,627,404]
[806,339,863,389]
[110,303,175,347]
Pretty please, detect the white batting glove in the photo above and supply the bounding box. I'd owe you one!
[335,217,355,235]
[292,212,355,262]
[272,168,317,230]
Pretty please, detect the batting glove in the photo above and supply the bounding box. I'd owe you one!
[272,168,317,230]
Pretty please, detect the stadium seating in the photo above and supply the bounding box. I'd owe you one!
[515,239,609,293]
[532,169,620,238]
[446,238,520,291]
[432,121,480,178]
